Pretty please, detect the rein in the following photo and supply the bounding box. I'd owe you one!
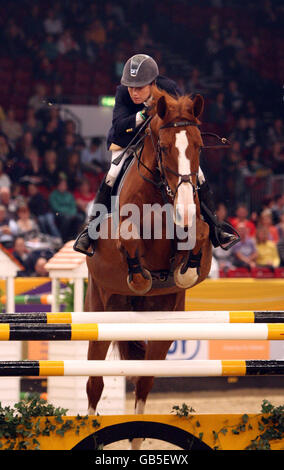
[134,118,230,202]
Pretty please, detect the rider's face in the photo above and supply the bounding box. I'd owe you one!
[128,85,152,104]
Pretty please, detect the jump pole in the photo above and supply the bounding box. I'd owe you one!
[1,359,284,377]
[0,322,284,341]
[1,311,284,324]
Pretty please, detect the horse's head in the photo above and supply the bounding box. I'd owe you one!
[150,89,204,229]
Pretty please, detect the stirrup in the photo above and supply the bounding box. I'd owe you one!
[73,229,95,257]
[215,222,240,251]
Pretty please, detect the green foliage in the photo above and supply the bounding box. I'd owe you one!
[246,400,284,450]
[60,280,88,312]
[0,394,100,450]
[171,403,196,417]
[172,400,284,450]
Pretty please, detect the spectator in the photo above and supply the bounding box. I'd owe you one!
[40,34,59,61]
[41,149,61,189]
[49,177,84,242]
[0,133,15,165]
[187,68,206,95]
[63,150,83,191]
[213,247,234,273]
[270,142,284,174]
[244,117,262,150]
[270,194,284,225]
[0,186,19,218]
[224,80,244,114]
[0,160,11,188]
[208,92,227,125]
[0,204,18,249]
[231,222,257,270]
[36,119,60,156]
[258,209,279,244]
[43,9,63,36]
[57,29,79,57]
[27,183,62,240]
[48,83,68,105]
[10,183,26,209]
[57,132,76,167]
[88,20,106,48]
[35,56,58,83]
[28,84,47,113]
[255,226,280,269]
[245,145,271,177]
[224,26,244,51]
[276,207,284,237]
[12,236,31,276]
[267,118,284,146]
[220,143,246,208]
[19,147,43,186]
[1,108,23,146]
[32,257,49,276]
[81,137,108,174]
[16,131,35,159]
[63,120,85,149]
[74,178,96,218]
[229,116,248,151]
[14,204,41,242]
[22,107,42,138]
[229,203,256,237]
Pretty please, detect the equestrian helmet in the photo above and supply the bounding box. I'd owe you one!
[121,54,159,87]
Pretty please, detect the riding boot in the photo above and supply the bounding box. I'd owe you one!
[198,181,240,250]
[73,178,112,256]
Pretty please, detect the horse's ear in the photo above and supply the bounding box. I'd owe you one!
[157,95,167,120]
[192,94,204,119]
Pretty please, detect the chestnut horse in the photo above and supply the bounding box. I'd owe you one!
[84,87,212,449]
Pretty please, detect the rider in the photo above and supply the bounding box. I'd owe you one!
[74,54,239,256]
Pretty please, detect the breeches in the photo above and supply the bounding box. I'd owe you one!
[105,149,206,187]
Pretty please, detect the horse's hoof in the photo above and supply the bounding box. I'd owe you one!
[174,265,198,289]
[127,269,152,295]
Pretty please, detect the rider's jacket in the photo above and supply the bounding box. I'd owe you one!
[106,75,182,150]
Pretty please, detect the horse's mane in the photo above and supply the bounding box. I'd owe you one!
[151,84,200,125]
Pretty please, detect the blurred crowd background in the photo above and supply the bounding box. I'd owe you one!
[0,0,283,277]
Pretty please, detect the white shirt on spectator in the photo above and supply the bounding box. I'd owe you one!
[0,174,11,189]
[44,18,63,35]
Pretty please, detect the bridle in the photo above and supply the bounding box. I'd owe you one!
[135,116,230,202]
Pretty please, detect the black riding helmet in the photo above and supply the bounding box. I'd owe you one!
[121,54,159,87]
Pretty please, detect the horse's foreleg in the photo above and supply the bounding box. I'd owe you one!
[118,220,152,295]
[174,218,209,288]
[86,340,111,414]
[130,340,173,450]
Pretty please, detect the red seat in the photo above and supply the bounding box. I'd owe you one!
[227,268,251,278]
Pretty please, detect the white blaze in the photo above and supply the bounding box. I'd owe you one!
[174,130,196,227]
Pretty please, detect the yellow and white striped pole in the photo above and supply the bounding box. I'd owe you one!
[0,311,284,324]
[0,322,284,341]
[0,360,284,377]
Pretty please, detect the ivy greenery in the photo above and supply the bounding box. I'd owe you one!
[0,394,100,450]
[60,280,88,312]
[172,400,284,450]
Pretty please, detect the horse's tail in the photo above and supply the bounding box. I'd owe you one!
[116,340,146,360]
